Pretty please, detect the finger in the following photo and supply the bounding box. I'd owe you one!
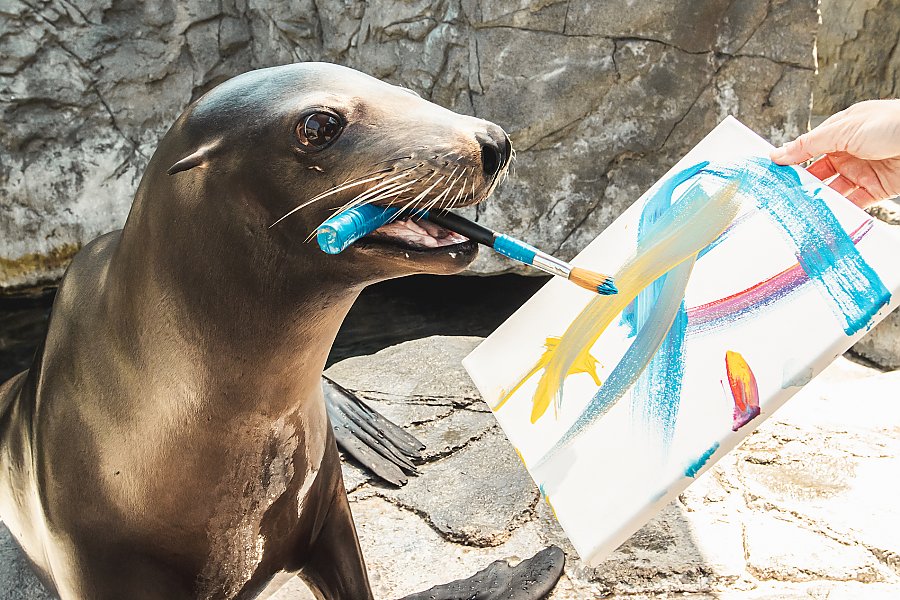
[806,155,838,181]
[770,122,845,165]
[847,186,878,209]
[828,174,859,196]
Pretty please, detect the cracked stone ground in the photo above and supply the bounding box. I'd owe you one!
[3,335,900,599]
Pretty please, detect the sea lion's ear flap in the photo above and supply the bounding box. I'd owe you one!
[167,145,216,175]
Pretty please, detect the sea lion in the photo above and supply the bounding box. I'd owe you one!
[0,63,564,599]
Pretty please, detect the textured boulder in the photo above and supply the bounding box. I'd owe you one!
[853,309,900,370]
[1,0,817,289]
[851,200,900,369]
[815,0,900,115]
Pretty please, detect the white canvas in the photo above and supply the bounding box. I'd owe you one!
[462,117,900,566]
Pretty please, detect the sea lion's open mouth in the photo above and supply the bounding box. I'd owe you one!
[366,216,470,250]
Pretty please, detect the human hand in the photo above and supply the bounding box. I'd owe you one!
[770,99,900,208]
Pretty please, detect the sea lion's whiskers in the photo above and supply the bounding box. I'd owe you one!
[437,170,464,211]
[370,154,413,167]
[346,171,429,212]
[423,192,446,216]
[426,169,464,215]
[421,169,440,186]
[323,182,402,227]
[304,176,418,242]
[449,172,467,207]
[337,177,419,214]
[273,163,427,229]
[328,178,419,224]
[357,179,422,210]
[328,168,422,215]
[438,166,460,200]
[270,171,392,228]
[424,173,458,213]
[305,177,424,243]
[430,184,454,212]
[449,176,467,210]
[384,176,446,225]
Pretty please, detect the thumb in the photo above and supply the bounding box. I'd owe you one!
[770,124,843,165]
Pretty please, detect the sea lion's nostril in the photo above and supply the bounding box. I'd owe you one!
[481,142,503,178]
[477,126,511,179]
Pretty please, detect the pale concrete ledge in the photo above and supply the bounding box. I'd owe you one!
[3,336,900,599]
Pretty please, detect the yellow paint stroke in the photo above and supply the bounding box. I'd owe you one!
[544,494,559,521]
[513,446,527,467]
[493,337,602,422]
[498,179,743,423]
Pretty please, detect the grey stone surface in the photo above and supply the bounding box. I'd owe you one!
[815,0,900,115]
[868,199,900,227]
[324,335,484,405]
[0,524,53,599]
[407,407,495,460]
[853,309,900,370]
[375,427,539,547]
[6,336,900,599]
[850,200,900,369]
[0,0,817,290]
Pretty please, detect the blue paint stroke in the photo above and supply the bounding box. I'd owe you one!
[620,162,708,338]
[685,442,720,477]
[628,175,709,448]
[620,303,636,338]
[740,159,890,334]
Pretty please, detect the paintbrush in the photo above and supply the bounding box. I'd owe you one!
[424,210,618,296]
[314,204,617,296]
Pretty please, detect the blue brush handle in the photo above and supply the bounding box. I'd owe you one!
[425,211,540,267]
[317,204,405,254]
[493,234,539,264]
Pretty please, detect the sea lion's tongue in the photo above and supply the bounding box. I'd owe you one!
[370,218,468,249]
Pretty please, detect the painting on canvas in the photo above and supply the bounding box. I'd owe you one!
[462,116,900,565]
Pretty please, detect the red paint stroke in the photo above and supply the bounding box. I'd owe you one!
[724,350,760,431]
[687,219,874,333]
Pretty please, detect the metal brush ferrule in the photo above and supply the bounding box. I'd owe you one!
[531,252,572,279]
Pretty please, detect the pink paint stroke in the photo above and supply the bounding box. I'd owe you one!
[687,219,875,333]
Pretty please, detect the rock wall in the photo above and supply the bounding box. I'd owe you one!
[0,0,817,289]
[815,0,900,115]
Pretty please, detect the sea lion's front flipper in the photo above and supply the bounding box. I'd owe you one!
[396,546,565,600]
[322,375,425,487]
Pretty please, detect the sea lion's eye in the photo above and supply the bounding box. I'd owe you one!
[296,112,343,150]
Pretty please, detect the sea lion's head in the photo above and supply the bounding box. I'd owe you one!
[149,62,510,289]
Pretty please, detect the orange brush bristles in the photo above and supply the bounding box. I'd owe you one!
[568,267,618,295]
